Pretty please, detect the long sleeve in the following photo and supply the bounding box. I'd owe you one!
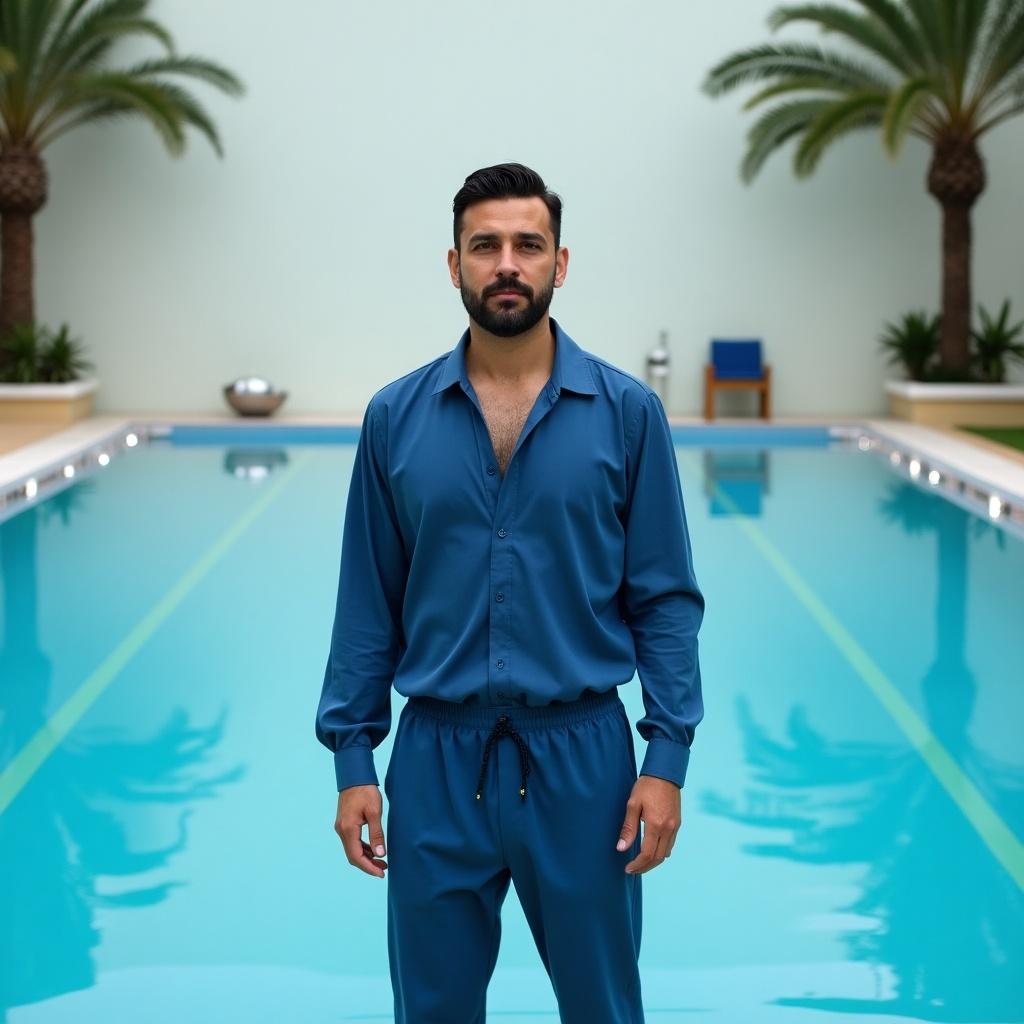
[620,389,705,789]
[315,397,408,791]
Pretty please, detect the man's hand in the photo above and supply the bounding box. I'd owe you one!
[616,775,681,874]
[335,785,388,878]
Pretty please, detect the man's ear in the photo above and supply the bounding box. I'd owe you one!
[447,247,461,288]
[554,245,569,288]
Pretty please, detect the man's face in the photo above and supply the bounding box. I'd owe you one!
[448,197,568,338]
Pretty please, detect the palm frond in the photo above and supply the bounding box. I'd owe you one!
[904,0,950,69]
[119,55,243,97]
[0,0,180,141]
[1,1,245,153]
[965,0,1022,108]
[30,96,117,145]
[740,98,833,181]
[793,91,888,176]
[881,74,937,152]
[848,0,931,68]
[6,0,63,87]
[973,62,1024,119]
[972,96,1024,134]
[43,72,186,153]
[766,3,920,75]
[741,75,855,110]
[931,0,999,115]
[973,1,1024,101]
[135,78,225,156]
[38,11,174,83]
[34,64,235,155]
[951,0,992,81]
[702,41,895,97]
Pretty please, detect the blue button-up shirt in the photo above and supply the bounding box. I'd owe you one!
[315,318,705,790]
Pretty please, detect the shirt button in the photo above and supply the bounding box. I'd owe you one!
[497,528,507,538]
[496,659,504,668]
[495,592,504,602]
[486,464,496,475]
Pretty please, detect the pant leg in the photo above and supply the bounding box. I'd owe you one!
[385,702,512,1024]
[500,701,645,1024]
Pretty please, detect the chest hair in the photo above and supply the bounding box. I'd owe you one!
[476,384,545,478]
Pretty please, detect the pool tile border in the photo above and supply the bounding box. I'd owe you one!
[1,414,1023,537]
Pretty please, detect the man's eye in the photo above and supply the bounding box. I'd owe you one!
[521,242,540,250]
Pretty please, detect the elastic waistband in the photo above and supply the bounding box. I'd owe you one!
[407,686,623,731]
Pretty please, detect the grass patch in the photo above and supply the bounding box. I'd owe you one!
[958,426,1024,454]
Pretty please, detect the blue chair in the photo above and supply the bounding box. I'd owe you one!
[704,339,772,419]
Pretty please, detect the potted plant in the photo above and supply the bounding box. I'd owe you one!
[878,311,943,383]
[0,323,98,423]
[702,2,1024,425]
[0,0,243,422]
[971,300,1024,384]
[881,301,1024,427]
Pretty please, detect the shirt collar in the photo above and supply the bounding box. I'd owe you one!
[431,317,598,397]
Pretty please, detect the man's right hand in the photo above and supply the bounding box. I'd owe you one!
[335,785,388,878]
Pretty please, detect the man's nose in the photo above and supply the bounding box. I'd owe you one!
[495,243,520,277]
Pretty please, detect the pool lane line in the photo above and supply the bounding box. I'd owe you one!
[0,448,319,817]
[677,451,1024,891]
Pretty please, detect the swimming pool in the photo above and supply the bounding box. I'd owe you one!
[1,424,1021,1023]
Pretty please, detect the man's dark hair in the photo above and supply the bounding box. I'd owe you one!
[453,162,562,251]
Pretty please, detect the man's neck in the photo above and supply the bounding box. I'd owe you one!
[465,315,555,388]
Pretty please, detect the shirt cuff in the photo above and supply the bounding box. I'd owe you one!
[334,745,380,792]
[639,737,691,789]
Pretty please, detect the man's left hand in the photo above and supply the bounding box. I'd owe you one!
[616,775,681,874]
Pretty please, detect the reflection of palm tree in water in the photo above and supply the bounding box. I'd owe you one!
[702,481,1023,1021]
[0,494,244,1019]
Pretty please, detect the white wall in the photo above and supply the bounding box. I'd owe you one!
[34,0,1024,417]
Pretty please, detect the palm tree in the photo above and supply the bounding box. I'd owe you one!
[0,0,243,361]
[702,1,1024,378]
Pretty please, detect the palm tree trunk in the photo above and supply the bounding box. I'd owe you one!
[1,210,36,340]
[0,146,49,376]
[938,201,972,375]
[927,137,985,379]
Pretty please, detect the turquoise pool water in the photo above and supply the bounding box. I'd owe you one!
[1,426,1022,1023]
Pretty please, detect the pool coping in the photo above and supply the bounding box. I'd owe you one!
[2,413,1023,534]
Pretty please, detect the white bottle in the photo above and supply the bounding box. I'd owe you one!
[645,329,670,409]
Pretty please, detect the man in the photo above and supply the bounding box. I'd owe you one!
[315,162,705,1024]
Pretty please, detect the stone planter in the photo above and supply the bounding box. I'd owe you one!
[885,379,1024,428]
[0,377,98,424]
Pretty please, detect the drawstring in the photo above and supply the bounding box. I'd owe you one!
[476,714,531,802]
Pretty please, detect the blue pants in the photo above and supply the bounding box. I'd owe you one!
[383,686,645,1023]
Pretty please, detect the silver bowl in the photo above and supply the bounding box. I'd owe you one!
[223,376,288,417]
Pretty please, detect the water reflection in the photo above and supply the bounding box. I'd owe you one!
[701,480,1023,1020]
[223,448,289,481]
[702,449,770,517]
[0,494,244,1017]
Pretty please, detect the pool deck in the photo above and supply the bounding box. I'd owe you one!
[2,411,1024,507]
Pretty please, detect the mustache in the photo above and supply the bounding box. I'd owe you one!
[482,278,532,299]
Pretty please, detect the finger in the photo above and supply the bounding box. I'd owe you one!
[666,811,683,858]
[615,795,642,852]
[342,822,386,878]
[367,814,386,859]
[664,792,683,858]
[637,830,667,874]
[361,840,388,870]
[626,823,664,875]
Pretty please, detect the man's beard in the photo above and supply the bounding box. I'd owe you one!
[460,270,555,338]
